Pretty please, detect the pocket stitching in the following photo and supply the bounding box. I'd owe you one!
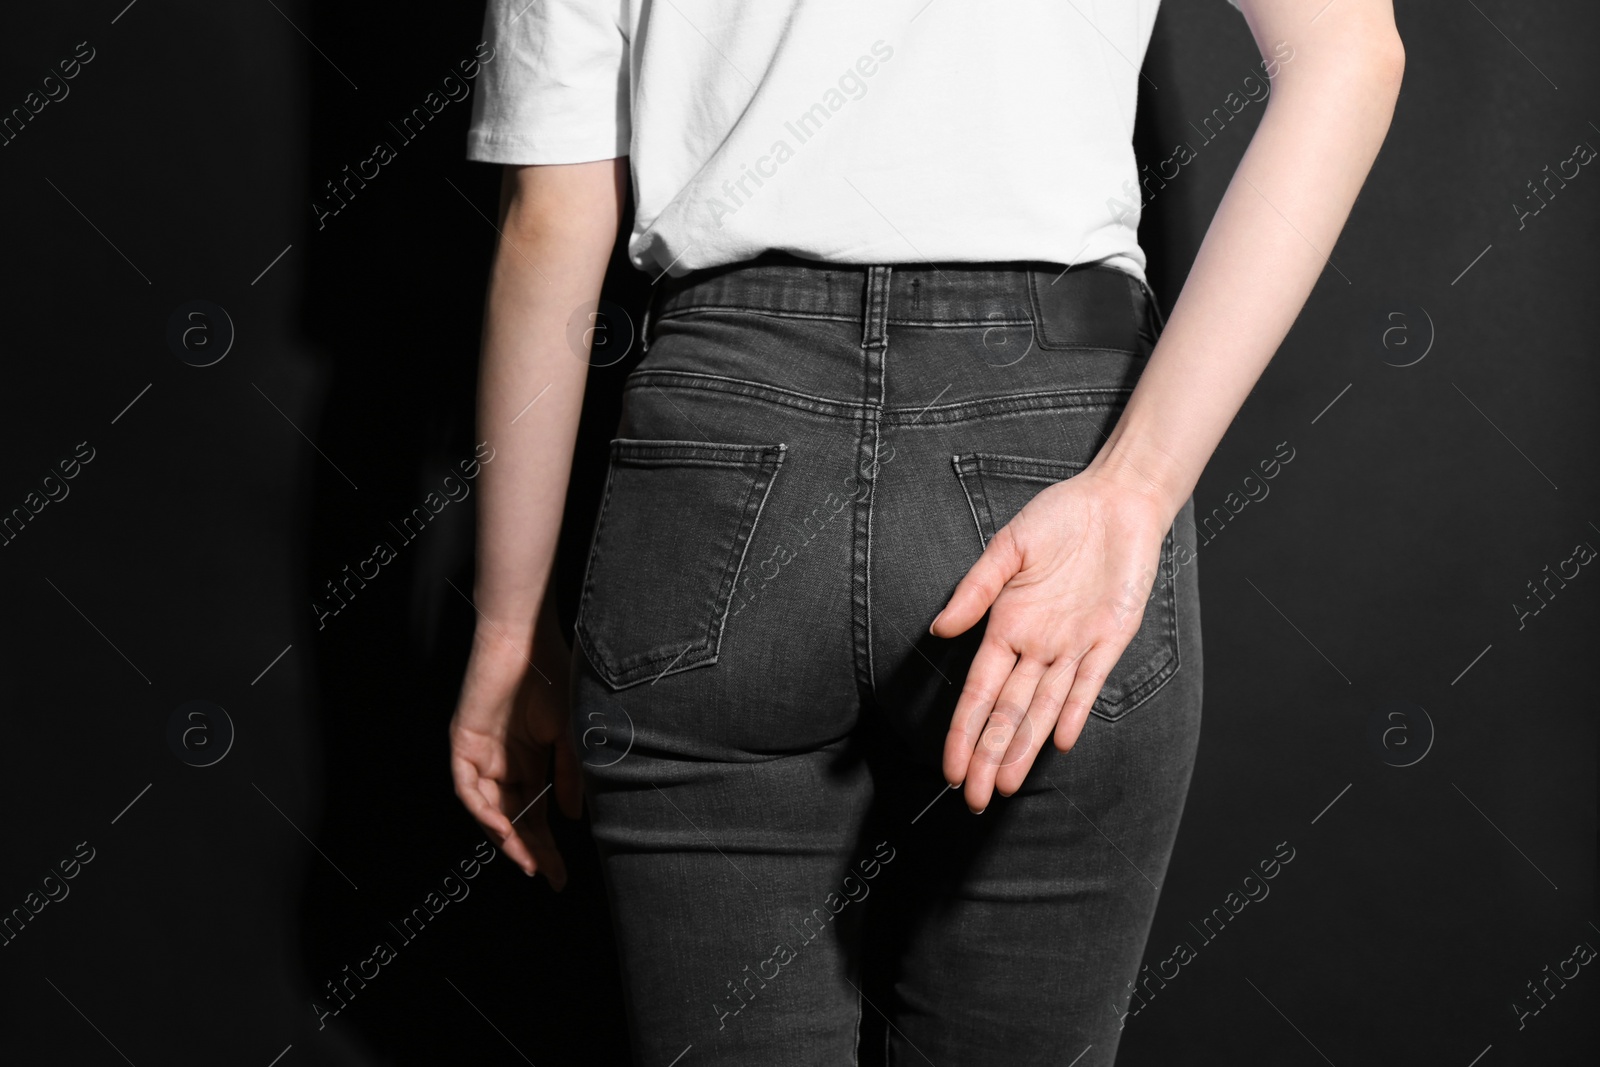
[707,444,785,658]
[576,439,785,689]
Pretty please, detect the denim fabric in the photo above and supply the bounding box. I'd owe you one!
[570,257,1203,1066]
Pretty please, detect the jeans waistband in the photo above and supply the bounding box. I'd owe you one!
[651,252,1162,353]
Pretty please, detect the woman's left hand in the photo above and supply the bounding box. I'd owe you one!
[932,465,1176,812]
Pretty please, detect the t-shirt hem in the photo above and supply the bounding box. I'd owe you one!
[626,246,1149,286]
[465,130,628,165]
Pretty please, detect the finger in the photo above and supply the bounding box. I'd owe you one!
[459,777,537,875]
[492,746,546,878]
[505,764,568,890]
[518,813,569,892]
[931,528,1021,637]
[553,733,585,820]
[962,657,1044,813]
[496,820,540,879]
[451,755,516,844]
[942,635,1019,786]
[1053,643,1123,753]
[508,736,570,889]
[477,772,541,875]
[994,656,1079,797]
[495,769,547,879]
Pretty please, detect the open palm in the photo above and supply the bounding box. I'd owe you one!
[934,468,1173,812]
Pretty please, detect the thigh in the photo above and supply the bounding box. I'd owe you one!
[567,312,883,1065]
[575,671,878,1066]
[860,637,1202,1065]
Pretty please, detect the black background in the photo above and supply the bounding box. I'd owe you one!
[1,1,1594,1064]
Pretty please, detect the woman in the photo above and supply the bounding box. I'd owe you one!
[449,0,1403,1062]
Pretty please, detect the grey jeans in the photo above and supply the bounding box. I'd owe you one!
[570,256,1203,1066]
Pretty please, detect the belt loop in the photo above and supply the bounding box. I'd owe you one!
[862,265,892,350]
[637,282,658,355]
[1138,277,1166,337]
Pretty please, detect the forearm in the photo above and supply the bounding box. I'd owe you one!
[1086,0,1405,517]
[471,159,625,645]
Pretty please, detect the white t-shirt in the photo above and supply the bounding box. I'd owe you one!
[467,1,1219,283]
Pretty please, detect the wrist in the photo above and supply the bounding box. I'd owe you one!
[469,594,569,674]
[468,581,558,653]
[1081,447,1191,525]
[469,618,535,666]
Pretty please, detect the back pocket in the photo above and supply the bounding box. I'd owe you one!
[952,452,1179,721]
[577,439,785,689]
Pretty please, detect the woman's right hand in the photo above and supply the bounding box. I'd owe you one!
[449,610,583,890]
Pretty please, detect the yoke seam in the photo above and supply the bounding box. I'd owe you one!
[654,304,1141,336]
[654,304,862,326]
[629,371,1134,423]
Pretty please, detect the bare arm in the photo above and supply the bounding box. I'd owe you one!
[1088,0,1406,512]
[937,0,1405,811]
[450,158,626,886]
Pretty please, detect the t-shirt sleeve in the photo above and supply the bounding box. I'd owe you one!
[466,0,631,164]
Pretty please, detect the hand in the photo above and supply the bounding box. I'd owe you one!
[449,608,583,889]
[933,466,1175,813]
